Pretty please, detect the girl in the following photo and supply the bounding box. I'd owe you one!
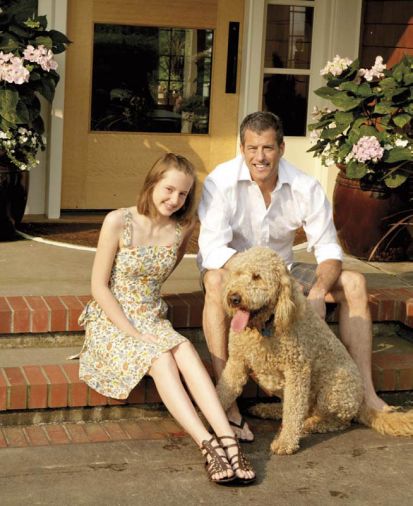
[78,153,255,485]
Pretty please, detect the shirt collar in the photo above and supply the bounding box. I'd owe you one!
[238,156,291,190]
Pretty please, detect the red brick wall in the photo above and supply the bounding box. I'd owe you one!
[360,0,413,67]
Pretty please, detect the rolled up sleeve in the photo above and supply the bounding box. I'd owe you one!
[198,178,237,270]
[301,182,343,264]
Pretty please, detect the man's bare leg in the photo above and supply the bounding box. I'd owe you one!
[327,270,389,412]
[203,269,254,441]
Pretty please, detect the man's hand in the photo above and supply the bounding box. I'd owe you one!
[307,286,327,319]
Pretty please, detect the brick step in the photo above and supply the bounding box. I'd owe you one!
[1,288,412,335]
[1,327,413,414]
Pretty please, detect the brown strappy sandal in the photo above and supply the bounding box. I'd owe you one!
[200,435,236,485]
[219,435,256,485]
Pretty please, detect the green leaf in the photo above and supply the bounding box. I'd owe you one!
[340,82,359,94]
[314,86,340,99]
[321,126,346,139]
[34,35,53,48]
[379,77,397,90]
[404,72,413,85]
[358,82,375,97]
[384,173,408,188]
[0,89,19,123]
[330,92,363,111]
[48,29,71,45]
[8,23,32,38]
[15,100,30,123]
[36,16,48,30]
[374,102,397,114]
[384,147,413,163]
[393,113,411,128]
[335,111,354,127]
[33,78,56,102]
[0,33,20,50]
[346,160,368,179]
[359,125,380,137]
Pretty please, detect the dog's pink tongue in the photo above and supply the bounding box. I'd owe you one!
[231,309,250,332]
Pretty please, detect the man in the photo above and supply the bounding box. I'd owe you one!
[198,111,390,442]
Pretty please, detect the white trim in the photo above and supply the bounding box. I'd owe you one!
[263,68,311,75]
[238,0,266,131]
[43,0,68,219]
[16,230,199,258]
[267,0,314,6]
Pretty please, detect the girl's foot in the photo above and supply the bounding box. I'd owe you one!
[218,435,256,485]
[200,436,235,485]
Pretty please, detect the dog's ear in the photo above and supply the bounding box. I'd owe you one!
[274,263,307,334]
[274,269,296,334]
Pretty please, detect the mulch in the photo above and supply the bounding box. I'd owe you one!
[18,221,306,254]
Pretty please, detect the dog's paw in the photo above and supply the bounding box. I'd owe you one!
[270,437,299,455]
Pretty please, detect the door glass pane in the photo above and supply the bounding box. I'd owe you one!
[262,74,309,136]
[265,4,313,69]
[91,24,213,134]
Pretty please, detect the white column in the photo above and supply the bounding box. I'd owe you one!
[237,0,266,149]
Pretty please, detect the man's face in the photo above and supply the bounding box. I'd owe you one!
[240,128,285,187]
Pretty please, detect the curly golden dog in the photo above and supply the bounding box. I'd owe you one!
[216,246,413,455]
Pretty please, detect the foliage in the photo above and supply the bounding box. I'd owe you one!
[308,54,413,189]
[181,95,207,116]
[0,0,70,170]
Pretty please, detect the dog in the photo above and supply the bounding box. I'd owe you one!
[216,246,413,455]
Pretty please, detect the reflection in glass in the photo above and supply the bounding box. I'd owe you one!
[91,24,213,134]
[265,4,313,69]
[262,74,309,136]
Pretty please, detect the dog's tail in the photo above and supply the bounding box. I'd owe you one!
[358,403,413,437]
[248,403,283,420]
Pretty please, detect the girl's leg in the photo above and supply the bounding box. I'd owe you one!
[171,341,255,481]
[148,350,233,482]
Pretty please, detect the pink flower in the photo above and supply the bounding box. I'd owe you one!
[23,44,58,72]
[0,54,29,84]
[351,136,384,163]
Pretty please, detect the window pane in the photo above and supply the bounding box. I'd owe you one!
[265,4,313,69]
[262,74,309,136]
[91,24,213,134]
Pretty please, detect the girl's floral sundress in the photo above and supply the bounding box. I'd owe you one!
[78,209,187,399]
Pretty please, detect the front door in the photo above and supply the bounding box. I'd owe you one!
[62,0,244,209]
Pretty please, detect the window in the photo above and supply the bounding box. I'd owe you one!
[262,1,314,136]
[91,24,213,134]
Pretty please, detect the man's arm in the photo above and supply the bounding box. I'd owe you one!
[307,259,342,319]
[198,177,237,269]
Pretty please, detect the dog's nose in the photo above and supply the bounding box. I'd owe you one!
[229,293,241,306]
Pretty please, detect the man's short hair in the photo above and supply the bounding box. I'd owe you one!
[240,111,284,146]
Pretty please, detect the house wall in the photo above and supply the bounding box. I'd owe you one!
[360,0,413,67]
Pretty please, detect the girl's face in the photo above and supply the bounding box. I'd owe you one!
[152,168,193,218]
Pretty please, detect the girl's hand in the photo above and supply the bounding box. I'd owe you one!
[139,333,159,344]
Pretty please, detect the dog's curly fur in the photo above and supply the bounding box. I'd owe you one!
[216,246,413,455]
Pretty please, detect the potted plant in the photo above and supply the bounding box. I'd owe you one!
[0,0,69,240]
[308,54,413,260]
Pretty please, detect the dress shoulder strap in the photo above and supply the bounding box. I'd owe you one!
[121,208,134,247]
[174,220,183,247]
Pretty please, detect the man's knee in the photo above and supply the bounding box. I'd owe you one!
[203,269,226,301]
[341,270,368,302]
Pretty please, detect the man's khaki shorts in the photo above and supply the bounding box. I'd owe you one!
[200,262,317,295]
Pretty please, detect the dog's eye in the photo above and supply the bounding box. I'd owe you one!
[252,273,261,281]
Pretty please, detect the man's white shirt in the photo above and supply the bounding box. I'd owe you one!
[198,155,343,270]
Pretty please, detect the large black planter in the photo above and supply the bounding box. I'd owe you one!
[0,161,29,241]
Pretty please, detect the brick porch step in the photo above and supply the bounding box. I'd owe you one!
[0,288,413,413]
[1,289,412,334]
